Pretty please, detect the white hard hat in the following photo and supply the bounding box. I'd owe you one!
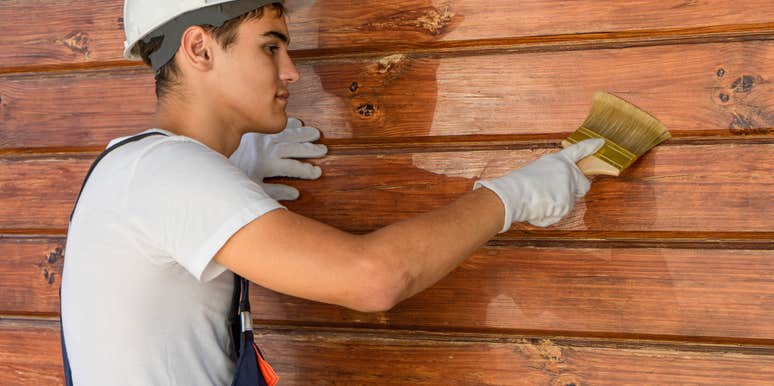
[123,0,283,71]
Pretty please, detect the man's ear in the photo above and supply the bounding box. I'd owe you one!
[179,26,214,71]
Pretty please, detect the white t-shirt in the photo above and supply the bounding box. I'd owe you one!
[61,129,284,386]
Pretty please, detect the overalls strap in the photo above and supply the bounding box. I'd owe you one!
[61,131,168,385]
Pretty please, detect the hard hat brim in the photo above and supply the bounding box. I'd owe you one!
[122,0,283,62]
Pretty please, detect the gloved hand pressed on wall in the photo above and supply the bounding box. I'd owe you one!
[229,117,328,201]
[474,138,604,231]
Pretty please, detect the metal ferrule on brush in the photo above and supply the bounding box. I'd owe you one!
[566,126,638,172]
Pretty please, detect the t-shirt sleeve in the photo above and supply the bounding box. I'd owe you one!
[125,138,284,282]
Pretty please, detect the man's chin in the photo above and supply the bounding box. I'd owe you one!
[269,118,288,133]
[251,117,287,134]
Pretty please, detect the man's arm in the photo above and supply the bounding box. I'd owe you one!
[214,187,503,313]
[214,138,603,313]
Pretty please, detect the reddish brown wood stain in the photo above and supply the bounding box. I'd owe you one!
[1,41,772,150]
[5,239,774,341]
[1,0,773,384]
[3,320,774,385]
[3,0,774,67]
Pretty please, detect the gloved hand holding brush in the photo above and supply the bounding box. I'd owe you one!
[474,138,604,230]
[476,92,670,231]
[229,117,328,201]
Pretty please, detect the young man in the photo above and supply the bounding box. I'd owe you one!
[61,0,603,384]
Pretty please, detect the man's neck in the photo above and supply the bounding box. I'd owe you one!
[153,95,243,158]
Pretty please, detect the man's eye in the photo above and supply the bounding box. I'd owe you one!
[265,45,279,54]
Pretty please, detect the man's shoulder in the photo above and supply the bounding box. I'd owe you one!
[127,133,249,194]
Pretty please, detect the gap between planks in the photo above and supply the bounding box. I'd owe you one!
[1,133,773,158]
[2,233,772,250]
[2,316,774,354]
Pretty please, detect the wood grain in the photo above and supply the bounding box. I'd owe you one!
[259,329,774,385]
[3,144,771,233]
[3,237,774,342]
[0,321,62,386]
[249,247,774,342]
[3,320,774,386]
[3,0,773,382]
[1,40,771,151]
[2,0,774,70]
[0,239,63,315]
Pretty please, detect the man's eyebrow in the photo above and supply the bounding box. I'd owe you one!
[262,31,289,44]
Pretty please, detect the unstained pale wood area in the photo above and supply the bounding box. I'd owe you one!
[0,0,772,384]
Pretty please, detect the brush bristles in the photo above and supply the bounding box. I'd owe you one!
[581,92,671,157]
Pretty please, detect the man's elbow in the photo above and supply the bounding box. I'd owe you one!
[346,258,414,313]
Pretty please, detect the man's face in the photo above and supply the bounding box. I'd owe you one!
[209,12,299,134]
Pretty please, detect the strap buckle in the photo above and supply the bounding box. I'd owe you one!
[240,311,253,332]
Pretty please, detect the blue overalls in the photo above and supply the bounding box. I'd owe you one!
[60,132,278,385]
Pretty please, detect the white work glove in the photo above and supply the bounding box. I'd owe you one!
[474,138,604,231]
[229,117,328,201]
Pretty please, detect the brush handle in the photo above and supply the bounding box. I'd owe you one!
[560,140,621,176]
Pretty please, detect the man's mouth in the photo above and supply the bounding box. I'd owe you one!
[276,91,289,101]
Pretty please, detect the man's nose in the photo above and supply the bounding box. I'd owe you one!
[280,52,300,83]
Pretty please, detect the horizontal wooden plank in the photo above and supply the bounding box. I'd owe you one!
[4,237,774,342]
[291,40,773,141]
[2,0,774,70]
[251,248,774,342]
[1,40,772,150]
[2,144,770,232]
[287,144,774,233]
[260,329,774,385]
[2,320,774,385]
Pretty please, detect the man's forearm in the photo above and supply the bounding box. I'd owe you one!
[363,187,504,305]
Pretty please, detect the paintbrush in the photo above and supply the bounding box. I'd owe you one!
[562,91,671,176]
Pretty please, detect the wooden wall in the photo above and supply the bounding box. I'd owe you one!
[2,0,773,384]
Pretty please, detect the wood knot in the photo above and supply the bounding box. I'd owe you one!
[518,338,564,363]
[47,247,63,264]
[414,7,455,34]
[551,374,583,386]
[366,6,456,36]
[38,246,65,286]
[377,54,406,74]
[536,339,563,362]
[731,75,756,93]
[57,31,90,57]
[356,103,377,117]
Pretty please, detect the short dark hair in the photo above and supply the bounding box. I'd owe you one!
[136,3,286,99]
